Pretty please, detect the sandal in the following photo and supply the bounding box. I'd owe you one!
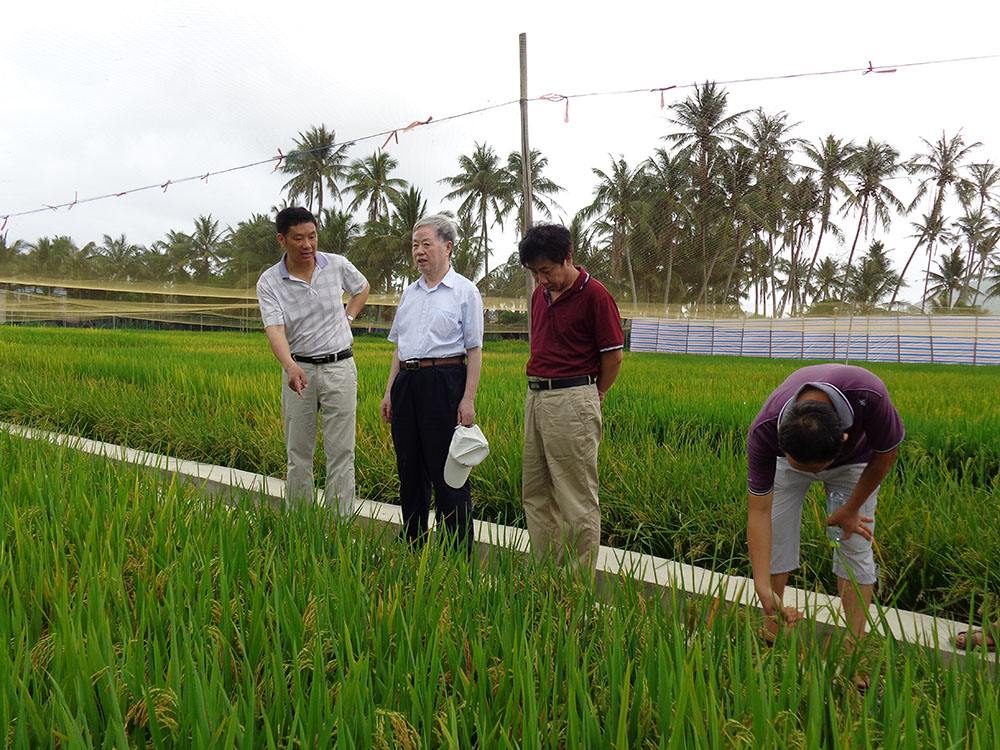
[954,629,997,652]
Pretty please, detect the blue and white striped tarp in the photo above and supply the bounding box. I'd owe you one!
[630,316,1000,366]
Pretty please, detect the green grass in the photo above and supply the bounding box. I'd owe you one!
[0,327,998,622]
[2,431,999,748]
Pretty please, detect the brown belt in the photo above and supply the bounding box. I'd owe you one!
[401,355,466,371]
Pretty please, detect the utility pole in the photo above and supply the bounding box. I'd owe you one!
[519,33,535,340]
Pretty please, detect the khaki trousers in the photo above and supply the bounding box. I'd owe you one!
[281,358,357,515]
[522,384,603,569]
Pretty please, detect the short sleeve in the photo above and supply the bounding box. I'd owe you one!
[256,277,284,328]
[339,256,368,296]
[388,287,406,345]
[593,287,624,352]
[747,426,778,495]
[462,284,484,350]
[866,391,905,453]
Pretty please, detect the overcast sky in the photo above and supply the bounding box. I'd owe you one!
[3,0,1000,305]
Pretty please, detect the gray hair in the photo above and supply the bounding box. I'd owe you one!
[413,213,458,246]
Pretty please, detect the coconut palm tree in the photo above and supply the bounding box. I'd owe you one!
[811,256,843,306]
[643,146,695,308]
[957,162,1000,302]
[440,142,512,281]
[800,135,856,293]
[984,254,1000,300]
[0,233,26,274]
[971,209,1000,305]
[505,148,564,232]
[960,162,1000,215]
[281,125,349,218]
[846,240,900,313]
[98,235,143,281]
[777,175,819,316]
[583,155,646,303]
[842,139,905,300]
[188,215,230,282]
[907,131,980,221]
[774,255,814,316]
[925,248,973,310]
[345,151,408,224]
[716,144,759,307]
[65,240,99,279]
[893,213,954,311]
[318,209,360,257]
[356,187,427,292]
[223,215,276,287]
[737,108,804,315]
[25,237,57,276]
[451,209,484,283]
[951,207,994,304]
[893,131,981,309]
[666,82,747,307]
[152,230,195,283]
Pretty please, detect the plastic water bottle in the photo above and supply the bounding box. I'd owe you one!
[827,491,846,548]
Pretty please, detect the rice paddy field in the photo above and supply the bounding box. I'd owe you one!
[0,327,998,624]
[2,431,999,748]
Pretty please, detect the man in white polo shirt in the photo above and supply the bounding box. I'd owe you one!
[257,206,370,514]
[379,213,484,553]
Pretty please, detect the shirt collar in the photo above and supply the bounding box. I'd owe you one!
[543,265,590,304]
[417,266,457,291]
[279,252,328,280]
[778,381,855,430]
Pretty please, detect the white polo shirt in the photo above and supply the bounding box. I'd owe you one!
[256,252,368,357]
[388,267,484,360]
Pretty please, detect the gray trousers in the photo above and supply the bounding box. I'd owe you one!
[771,458,879,585]
[281,358,358,515]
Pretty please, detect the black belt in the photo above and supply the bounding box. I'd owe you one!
[401,355,466,371]
[292,347,353,365]
[527,374,597,391]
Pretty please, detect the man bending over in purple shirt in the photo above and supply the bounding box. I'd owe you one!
[746,364,904,657]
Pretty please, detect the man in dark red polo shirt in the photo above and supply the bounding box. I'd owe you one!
[518,224,624,570]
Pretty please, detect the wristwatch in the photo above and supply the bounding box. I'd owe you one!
[346,314,355,322]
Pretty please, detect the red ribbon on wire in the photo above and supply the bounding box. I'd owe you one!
[0,216,8,233]
[651,85,677,108]
[539,93,570,123]
[67,191,79,210]
[863,60,897,75]
[201,173,210,183]
[272,148,285,173]
[160,180,172,193]
[382,116,434,149]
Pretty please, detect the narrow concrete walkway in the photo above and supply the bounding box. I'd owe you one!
[3,421,994,665]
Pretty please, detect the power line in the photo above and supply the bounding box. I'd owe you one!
[3,52,999,230]
[543,53,1000,103]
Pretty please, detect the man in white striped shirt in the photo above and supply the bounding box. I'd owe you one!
[257,207,370,514]
[380,214,484,553]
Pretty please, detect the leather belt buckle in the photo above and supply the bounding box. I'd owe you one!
[402,359,421,371]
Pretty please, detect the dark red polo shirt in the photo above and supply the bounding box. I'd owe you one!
[526,267,624,379]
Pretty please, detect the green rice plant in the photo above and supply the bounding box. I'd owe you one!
[0,327,998,622]
[2,430,1000,747]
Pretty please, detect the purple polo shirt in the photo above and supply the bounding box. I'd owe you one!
[747,364,905,495]
[526,267,624,379]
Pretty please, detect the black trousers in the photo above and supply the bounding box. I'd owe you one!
[390,365,473,553]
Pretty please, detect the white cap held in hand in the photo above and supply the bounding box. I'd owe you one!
[443,424,490,489]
